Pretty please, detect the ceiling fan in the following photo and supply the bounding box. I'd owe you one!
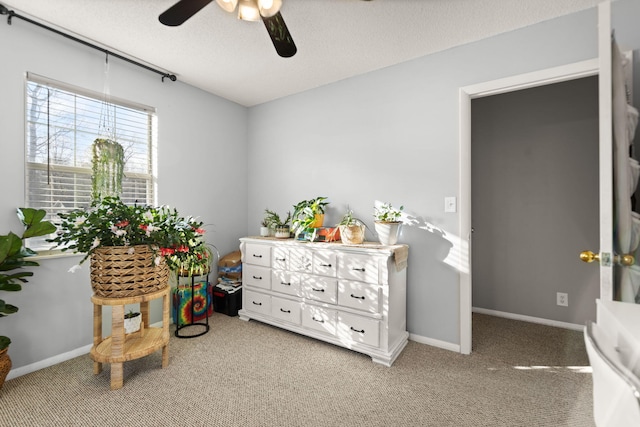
[159,0,297,58]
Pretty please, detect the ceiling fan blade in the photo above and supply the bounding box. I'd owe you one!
[262,12,297,58]
[159,0,214,26]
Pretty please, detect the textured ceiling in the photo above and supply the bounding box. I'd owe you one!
[2,0,604,106]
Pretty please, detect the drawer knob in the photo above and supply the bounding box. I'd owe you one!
[276,257,286,261]
[280,308,291,313]
[312,316,325,323]
[281,282,291,286]
[320,263,332,267]
[350,294,365,300]
[352,267,366,272]
[350,327,365,334]
[311,287,325,292]
[252,275,262,280]
[253,254,263,258]
[252,301,262,306]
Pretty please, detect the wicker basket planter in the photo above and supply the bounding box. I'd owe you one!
[90,245,170,298]
[0,347,11,391]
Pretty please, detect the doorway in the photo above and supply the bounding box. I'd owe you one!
[458,59,600,354]
[470,76,600,336]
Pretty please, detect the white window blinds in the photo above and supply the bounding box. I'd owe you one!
[25,73,157,251]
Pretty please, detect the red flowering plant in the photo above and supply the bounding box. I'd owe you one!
[48,196,211,274]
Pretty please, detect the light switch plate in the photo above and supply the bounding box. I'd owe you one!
[444,197,457,213]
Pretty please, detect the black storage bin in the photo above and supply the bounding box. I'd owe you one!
[213,285,242,317]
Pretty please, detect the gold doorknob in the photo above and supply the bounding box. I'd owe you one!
[580,250,600,263]
[579,250,635,266]
[616,254,635,266]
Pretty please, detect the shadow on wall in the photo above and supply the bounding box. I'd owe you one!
[400,214,466,275]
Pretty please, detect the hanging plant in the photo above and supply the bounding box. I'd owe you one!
[91,138,124,201]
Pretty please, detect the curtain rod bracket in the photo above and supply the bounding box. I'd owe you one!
[0,3,177,83]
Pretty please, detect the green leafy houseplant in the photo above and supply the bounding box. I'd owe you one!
[264,209,291,238]
[48,196,208,273]
[374,203,404,223]
[263,209,291,229]
[291,197,329,238]
[0,208,56,350]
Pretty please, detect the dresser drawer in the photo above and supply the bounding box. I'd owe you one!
[271,270,300,297]
[300,275,337,304]
[245,290,271,316]
[289,247,313,273]
[338,253,379,283]
[301,304,337,335]
[272,247,289,270]
[312,250,338,277]
[338,280,380,313]
[244,243,271,267]
[338,312,380,347]
[244,265,271,290]
[271,297,301,325]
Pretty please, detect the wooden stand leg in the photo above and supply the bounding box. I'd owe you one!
[110,362,123,390]
[111,305,125,389]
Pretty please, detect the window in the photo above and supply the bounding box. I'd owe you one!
[25,73,157,251]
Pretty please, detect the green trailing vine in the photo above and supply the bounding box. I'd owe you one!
[91,138,124,201]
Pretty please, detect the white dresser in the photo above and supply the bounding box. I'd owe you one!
[239,237,409,366]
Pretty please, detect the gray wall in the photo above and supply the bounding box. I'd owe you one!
[247,7,601,345]
[471,77,600,324]
[0,20,249,369]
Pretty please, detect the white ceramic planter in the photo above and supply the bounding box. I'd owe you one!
[124,312,141,334]
[260,226,270,237]
[374,221,401,245]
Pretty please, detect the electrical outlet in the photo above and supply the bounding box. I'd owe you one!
[557,292,568,307]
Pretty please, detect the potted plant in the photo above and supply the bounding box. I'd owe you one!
[291,197,329,239]
[0,208,56,390]
[91,138,124,201]
[373,202,404,245]
[259,218,270,237]
[337,209,366,245]
[263,209,291,238]
[124,310,142,334]
[48,196,208,298]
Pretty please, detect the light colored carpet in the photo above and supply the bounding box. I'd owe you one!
[0,313,594,426]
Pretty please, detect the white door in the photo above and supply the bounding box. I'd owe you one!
[594,2,614,301]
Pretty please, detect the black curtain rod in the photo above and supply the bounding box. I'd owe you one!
[0,3,177,82]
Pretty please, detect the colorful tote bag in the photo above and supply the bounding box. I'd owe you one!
[172,280,213,325]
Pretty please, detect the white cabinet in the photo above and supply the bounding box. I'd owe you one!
[239,238,408,366]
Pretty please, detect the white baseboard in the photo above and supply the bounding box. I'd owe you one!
[7,344,92,381]
[472,307,584,331]
[7,321,166,380]
[409,333,460,353]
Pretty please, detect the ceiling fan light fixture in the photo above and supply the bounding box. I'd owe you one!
[257,0,282,18]
[215,0,239,13]
[237,0,261,21]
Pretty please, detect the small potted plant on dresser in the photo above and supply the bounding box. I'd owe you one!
[259,218,270,237]
[337,209,366,245]
[373,202,404,245]
[291,196,329,240]
[264,209,291,238]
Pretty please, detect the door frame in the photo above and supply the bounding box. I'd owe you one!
[457,59,599,354]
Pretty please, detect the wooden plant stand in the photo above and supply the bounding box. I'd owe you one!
[90,286,170,390]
